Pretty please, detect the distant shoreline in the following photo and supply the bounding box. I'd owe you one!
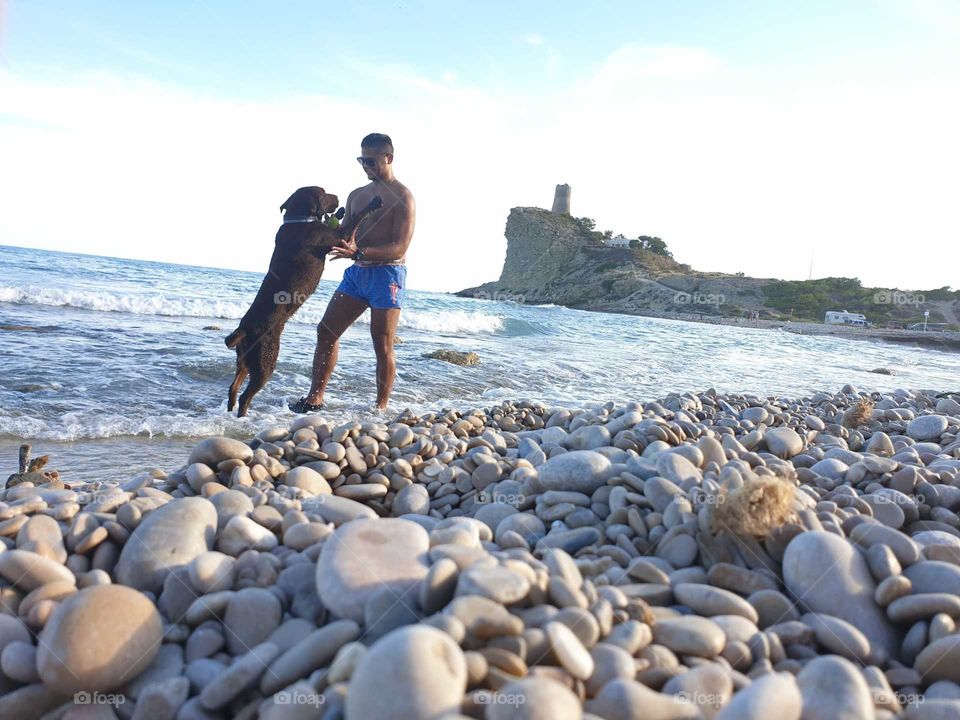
[641,312,960,352]
[462,296,960,352]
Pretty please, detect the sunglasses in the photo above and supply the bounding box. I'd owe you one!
[356,155,384,167]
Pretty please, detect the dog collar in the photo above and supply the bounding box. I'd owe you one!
[282,216,320,224]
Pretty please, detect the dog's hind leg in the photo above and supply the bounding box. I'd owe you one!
[227,353,248,412]
[236,334,279,417]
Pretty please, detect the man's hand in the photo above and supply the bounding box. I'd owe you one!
[329,236,357,261]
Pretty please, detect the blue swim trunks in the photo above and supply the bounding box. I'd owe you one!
[336,263,406,309]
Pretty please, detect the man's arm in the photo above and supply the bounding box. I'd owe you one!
[355,191,415,262]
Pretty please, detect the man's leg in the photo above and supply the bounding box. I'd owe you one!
[370,307,400,409]
[305,291,368,405]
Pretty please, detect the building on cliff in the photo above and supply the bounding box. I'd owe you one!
[550,184,571,214]
[604,234,632,248]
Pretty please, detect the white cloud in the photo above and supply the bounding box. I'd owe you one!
[522,34,545,47]
[1,43,958,294]
[593,44,724,82]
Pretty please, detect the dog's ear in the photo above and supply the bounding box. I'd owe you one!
[280,190,298,213]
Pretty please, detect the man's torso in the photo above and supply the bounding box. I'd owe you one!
[348,179,411,263]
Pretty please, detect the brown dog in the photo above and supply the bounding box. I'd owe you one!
[225,186,382,416]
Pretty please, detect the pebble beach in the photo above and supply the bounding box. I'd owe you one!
[2,386,960,719]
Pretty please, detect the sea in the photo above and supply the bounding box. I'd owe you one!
[1,244,957,484]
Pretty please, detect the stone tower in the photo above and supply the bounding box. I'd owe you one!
[551,184,571,214]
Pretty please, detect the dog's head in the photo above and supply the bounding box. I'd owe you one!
[280,186,339,218]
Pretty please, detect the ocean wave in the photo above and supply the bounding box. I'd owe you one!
[0,284,506,334]
[0,410,253,442]
[0,284,249,320]
[0,395,457,442]
[389,310,503,334]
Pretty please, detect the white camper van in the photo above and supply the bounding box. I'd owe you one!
[824,310,869,327]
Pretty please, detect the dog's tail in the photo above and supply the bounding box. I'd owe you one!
[225,328,246,348]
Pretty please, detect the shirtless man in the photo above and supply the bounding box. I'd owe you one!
[289,133,415,412]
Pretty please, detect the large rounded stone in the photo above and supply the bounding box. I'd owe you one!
[764,427,804,459]
[809,458,848,481]
[488,677,581,720]
[209,490,254,530]
[907,415,948,441]
[564,425,611,451]
[538,451,612,494]
[656,452,702,484]
[715,672,800,720]
[301,494,377,525]
[652,616,725,658]
[904,561,960,596]
[37,585,162,694]
[223,587,282,656]
[473,502,517,534]
[796,655,874,719]
[218,515,278,556]
[457,565,530,605]
[17,515,67,562]
[546,621,594,680]
[188,551,236,594]
[801,613,871,663]
[916,636,960,683]
[394,484,431,515]
[283,466,331,496]
[585,678,702,720]
[316,519,430,622]
[188,437,253,466]
[0,549,76,591]
[115,497,217,593]
[587,643,637,698]
[783,531,899,656]
[495,513,546,547]
[673,583,758,623]
[0,615,31,658]
[663,663,734,720]
[346,625,466,720]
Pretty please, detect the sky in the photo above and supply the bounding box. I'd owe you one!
[1,0,958,292]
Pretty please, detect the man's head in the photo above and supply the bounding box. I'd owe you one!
[357,133,394,181]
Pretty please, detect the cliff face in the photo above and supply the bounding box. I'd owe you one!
[497,208,584,287]
[458,207,771,317]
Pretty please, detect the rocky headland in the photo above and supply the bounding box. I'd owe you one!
[458,206,771,319]
[456,198,960,344]
[1,388,960,717]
